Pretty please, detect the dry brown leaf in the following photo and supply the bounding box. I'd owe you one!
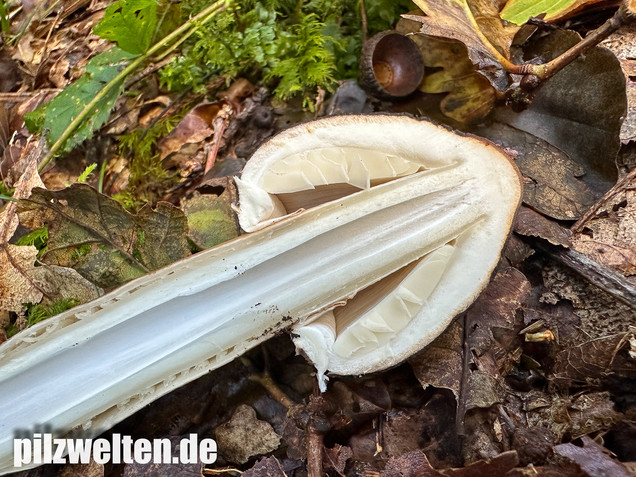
[406,0,520,90]
[158,102,222,160]
[0,144,46,313]
[214,404,281,464]
[572,187,636,280]
[555,435,632,477]
[514,206,572,247]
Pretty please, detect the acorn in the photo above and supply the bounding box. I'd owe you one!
[360,31,425,98]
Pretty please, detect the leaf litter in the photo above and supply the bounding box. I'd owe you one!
[0,0,635,475]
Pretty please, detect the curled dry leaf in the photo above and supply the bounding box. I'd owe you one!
[406,0,520,90]
[158,102,222,160]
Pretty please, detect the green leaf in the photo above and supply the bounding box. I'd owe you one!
[94,0,159,55]
[26,48,136,154]
[500,0,600,25]
[17,184,191,289]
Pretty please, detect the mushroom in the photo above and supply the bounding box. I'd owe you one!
[0,115,521,474]
[235,114,522,385]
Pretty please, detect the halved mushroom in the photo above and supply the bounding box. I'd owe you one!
[235,114,521,384]
[0,115,520,474]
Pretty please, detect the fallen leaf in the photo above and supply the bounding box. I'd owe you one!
[17,184,190,289]
[214,404,281,464]
[495,29,625,201]
[407,0,520,90]
[242,456,287,477]
[158,102,221,160]
[0,143,47,313]
[183,193,239,250]
[554,436,632,477]
[552,332,632,385]
[475,122,596,220]
[571,185,636,279]
[513,205,572,247]
[440,450,518,475]
[122,436,204,477]
[396,16,495,122]
[383,450,442,477]
[501,0,609,25]
[526,391,622,440]
[0,144,101,315]
[409,320,463,398]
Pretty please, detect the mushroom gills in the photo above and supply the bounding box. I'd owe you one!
[261,147,424,196]
[300,239,458,359]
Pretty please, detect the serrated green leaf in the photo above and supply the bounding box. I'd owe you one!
[94,0,159,55]
[35,48,136,154]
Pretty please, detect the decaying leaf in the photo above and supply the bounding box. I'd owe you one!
[17,184,191,289]
[397,15,495,122]
[495,29,625,200]
[552,332,633,386]
[406,0,520,90]
[513,205,572,247]
[0,146,101,315]
[571,182,636,280]
[183,193,239,250]
[158,102,221,160]
[409,320,463,398]
[501,0,609,25]
[214,405,281,464]
[242,456,287,477]
[555,436,632,477]
[476,122,596,220]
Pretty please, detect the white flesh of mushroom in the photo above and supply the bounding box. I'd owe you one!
[0,115,521,474]
[236,114,521,385]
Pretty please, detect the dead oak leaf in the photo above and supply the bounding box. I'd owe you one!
[406,0,520,90]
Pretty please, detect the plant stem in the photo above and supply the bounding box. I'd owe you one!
[512,3,636,80]
[38,0,228,172]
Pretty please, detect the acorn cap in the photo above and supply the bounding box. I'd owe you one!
[360,31,425,98]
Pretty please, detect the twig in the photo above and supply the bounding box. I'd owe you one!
[514,3,636,80]
[248,371,296,409]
